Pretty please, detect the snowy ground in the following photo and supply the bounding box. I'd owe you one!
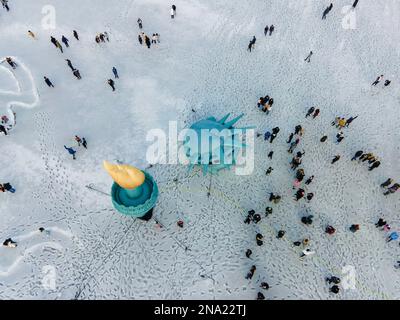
[1,0,400,300]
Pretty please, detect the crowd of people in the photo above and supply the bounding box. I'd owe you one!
[242,2,398,297]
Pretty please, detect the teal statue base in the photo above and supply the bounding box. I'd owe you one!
[110,171,159,219]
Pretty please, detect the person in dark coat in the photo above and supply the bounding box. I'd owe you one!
[331,155,341,164]
[380,178,393,188]
[264,25,269,36]
[351,150,363,161]
[322,3,333,19]
[112,67,119,79]
[73,69,82,80]
[257,292,265,300]
[245,265,256,279]
[306,107,315,118]
[108,79,115,91]
[73,30,79,40]
[44,76,54,87]
[313,109,320,119]
[269,25,275,36]
[352,0,359,9]
[305,176,314,185]
[62,35,69,47]
[375,218,386,228]
[0,124,7,135]
[369,161,381,171]
[304,51,313,62]
[66,59,74,71]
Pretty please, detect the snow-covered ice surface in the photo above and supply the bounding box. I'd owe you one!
[1,0,400,299]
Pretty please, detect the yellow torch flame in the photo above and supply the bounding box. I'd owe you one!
[103,161,145,190]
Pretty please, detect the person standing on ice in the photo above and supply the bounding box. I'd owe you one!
[257,292,265,300]
[137,18,143,29]
[294,125,303,136]
[0,183,15,193]
[108,79,116,91]
[306,107,315,118]
[375,218,387,228]
[6,57,17,69]
[264,25,269,36]
[171,6,175,19]
[384,80,391,87]
[352,0,359,9]
[369,161,381,171]
[381,178,393,188]
[138,34,143,45]
[245,265,256,279]
[64,146,76,160]
[28,30,36,39]
[245,249,252,258]
[277,230,286,239]
[372,75,384,86]
[330,285,340,294]
[295,188,305,201]
[346,116,358,127]
[305,175,314,185]
[1,0,10,11]
[304,51,313,62]
[384,184,399,196]
[269,25,275,36]
[82,138,87,149]
[112,67,119,79]
[387,232,399,243]
[50,36,57,48]
[270,127,280,143]
[351,150,363,161]
[145,35,151,48]
[247,36,256,52]
[260,282,270,290]
[73,30,79,40]
[3,238,17,248]
[50,36,63,53]
[291,155,302,170]
[349,224,360,233]
[331,155,341,164]
[288,138,300,154]
[313,108,320,119]
[56,40,63,53]
[172,5,177,17]
[287,132,294,143]
[336,131,344,143]
[62,35,69,48]
[44,76,54,88]
[75,136,82,146]
[322,3,333,19]
[0,124,8,135]
[73,69,82,80]
[65,59,74,71]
